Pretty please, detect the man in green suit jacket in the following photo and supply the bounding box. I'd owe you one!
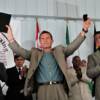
[6,18,91,100]
[87,31,100,100]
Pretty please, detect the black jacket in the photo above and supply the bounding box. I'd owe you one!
[0,62,7,100]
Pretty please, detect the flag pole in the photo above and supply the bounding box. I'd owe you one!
[35,17,40,48]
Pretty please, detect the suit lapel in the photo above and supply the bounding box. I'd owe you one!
[27,50,43,79]
[52,49,72,94]
[94,50,100,63]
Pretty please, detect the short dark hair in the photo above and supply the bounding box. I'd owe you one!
[14,54,25,60]
[72,56,80,64]
[94,31,100,36]
[39,30,53,40]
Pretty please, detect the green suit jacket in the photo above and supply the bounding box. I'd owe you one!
[9,34,85,97]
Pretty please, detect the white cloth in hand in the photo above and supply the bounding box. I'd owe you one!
[2,83,8,95]
[0,80,8,95]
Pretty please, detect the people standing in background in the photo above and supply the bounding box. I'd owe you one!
[72,56,92,100]
[0,62,8,100]
[5,18,91,100]
[67,59,82,100]
[5,54,32,100]
[81,59,87,67]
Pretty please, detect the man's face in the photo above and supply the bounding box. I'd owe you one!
[14,56,25,68]
[95,34,100,48]
[73,56,81,69]
[39,33,53,49]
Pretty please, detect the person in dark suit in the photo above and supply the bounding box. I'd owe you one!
[5,55,32,100]
[0,62,8,100]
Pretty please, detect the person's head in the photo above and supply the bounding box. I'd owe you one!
[81,59,87,67]
[72,56,81,70]
[39,30,53,50]
[14,54,25,68]
[94,31,100,50]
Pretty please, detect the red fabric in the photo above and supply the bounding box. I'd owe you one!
[35,18,40,48]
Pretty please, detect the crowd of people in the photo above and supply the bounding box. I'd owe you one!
[0,15,99,100]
